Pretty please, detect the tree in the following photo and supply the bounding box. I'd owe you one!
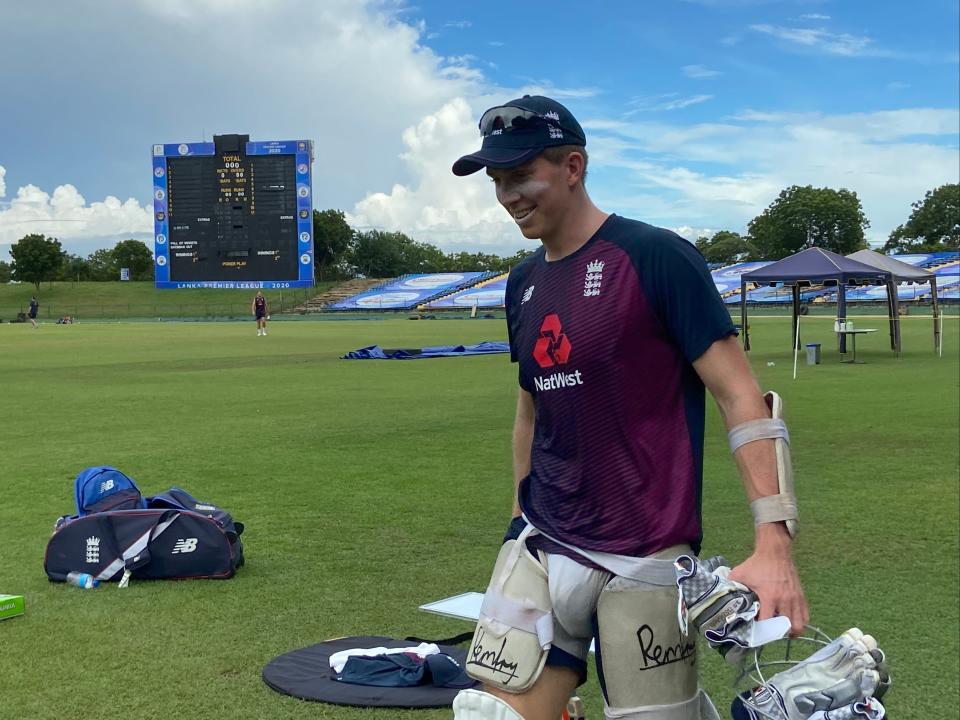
[0,260,11,283]
[400,239,448,273]
[9,233,66,290]
[312,209,354,280]
[883,184,960,253]
[86,248,117,281]
[497,249,534,271]
[747,185,869,259]
[112,239,154,280]
[350,230,406,277]
[58,253,91,282]
[696,230,757,264]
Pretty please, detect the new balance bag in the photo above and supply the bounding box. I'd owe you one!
[74,466,145,515]
[45,508,243,583]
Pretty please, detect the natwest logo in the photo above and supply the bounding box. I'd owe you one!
[533,314,571,368]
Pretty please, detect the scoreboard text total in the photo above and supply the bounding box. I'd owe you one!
[152,134,314,289]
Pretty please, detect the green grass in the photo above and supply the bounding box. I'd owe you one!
[0,281,334,320]
[0,315,956,719]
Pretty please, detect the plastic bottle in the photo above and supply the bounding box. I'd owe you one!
[66,572,99,589]
[563,696,585,720]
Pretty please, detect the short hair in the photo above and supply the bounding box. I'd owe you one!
[540,144,589,184]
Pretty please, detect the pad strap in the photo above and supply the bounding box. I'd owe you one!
[728,418,789,453]
[729,393,798,537]
[750,494,799,526]
[480,592,554,649]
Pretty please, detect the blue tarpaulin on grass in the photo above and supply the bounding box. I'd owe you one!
[342,341,510,360]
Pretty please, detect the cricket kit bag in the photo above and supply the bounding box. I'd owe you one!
[45,469,244,584]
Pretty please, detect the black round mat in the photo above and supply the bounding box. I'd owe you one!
[262,635,477,708]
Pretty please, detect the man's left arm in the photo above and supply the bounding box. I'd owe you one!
[692,335,809,635]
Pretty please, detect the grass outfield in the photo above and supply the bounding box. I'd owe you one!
[0,281,332,320]
[0,315,956,719]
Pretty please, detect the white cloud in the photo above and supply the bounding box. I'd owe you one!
[3,1,956,263]
[0,0,499,253]
[799,13,831,20]
[585,108,960,245]
[0,165,6,199]
[347,98,521,254]
[673,226,717,242]
[750,24,874,57]
[444,20,472,29]
[626,94,715,114]
[683,64,722,79]
[0,181,152,249]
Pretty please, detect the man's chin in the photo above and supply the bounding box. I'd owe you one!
[517,224,542,240]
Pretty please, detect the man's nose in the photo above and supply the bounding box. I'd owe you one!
[496,182,520,205]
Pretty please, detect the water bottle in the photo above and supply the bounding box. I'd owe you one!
[66,572,99,589]
[563,696,585,720]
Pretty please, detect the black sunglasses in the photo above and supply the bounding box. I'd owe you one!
[479,106,560,138]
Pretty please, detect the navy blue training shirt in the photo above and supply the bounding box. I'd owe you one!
[505,215,736,559]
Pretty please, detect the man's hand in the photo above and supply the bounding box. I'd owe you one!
[729,523,809,636]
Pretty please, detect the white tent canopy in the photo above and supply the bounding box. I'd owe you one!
[846,249,941,352]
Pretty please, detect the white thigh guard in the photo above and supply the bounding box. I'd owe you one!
[453,689,526,720]
[466,525,552,693]
[595,554,698,712]
[605,690,721,720]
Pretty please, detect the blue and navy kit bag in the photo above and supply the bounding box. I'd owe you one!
[46,471,244,583]
[74,466,146,515]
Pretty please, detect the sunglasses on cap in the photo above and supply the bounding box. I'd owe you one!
[478,105,583,142]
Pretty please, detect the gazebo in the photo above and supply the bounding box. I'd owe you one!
[846,249,941,352]
[740,248,893,354]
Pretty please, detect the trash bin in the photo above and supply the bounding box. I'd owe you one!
[805,343,821,365]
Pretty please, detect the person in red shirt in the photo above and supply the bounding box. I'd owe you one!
[252,291,268,336]
[450,96,807,720]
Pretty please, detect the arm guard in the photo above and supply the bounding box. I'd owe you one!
[729,390,798,537]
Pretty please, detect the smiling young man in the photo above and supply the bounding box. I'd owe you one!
[449,96,808,720]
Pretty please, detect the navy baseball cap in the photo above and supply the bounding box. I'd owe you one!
[452,95,586,176]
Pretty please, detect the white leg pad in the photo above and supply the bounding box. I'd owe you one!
[453,689,526,720]
[605,690,721,720]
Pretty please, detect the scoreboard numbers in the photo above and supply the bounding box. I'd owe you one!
[152,134,314,289]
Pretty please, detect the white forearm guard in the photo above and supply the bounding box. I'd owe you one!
[729,391,798,537]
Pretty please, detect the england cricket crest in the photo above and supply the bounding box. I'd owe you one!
[584,259,604,297]
[85,536,101,564]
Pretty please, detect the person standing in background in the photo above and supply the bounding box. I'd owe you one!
[252,290,268,336]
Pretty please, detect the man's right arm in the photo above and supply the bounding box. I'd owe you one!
[511,388,535,518]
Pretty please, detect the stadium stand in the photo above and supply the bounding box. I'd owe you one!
[329,272,494,310]
[317,251,957,312]
[424,272,509,309]
[715,251,959,305]
[292,278,385,313]
[710,261,773,303]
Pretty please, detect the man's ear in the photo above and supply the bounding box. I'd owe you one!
[566,150,586,187]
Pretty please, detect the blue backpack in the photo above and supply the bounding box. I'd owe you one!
[74,466,146,515]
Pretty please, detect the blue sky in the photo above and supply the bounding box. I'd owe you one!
[0,0,957,260]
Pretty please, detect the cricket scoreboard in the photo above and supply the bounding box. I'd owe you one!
[152,134,314,289]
